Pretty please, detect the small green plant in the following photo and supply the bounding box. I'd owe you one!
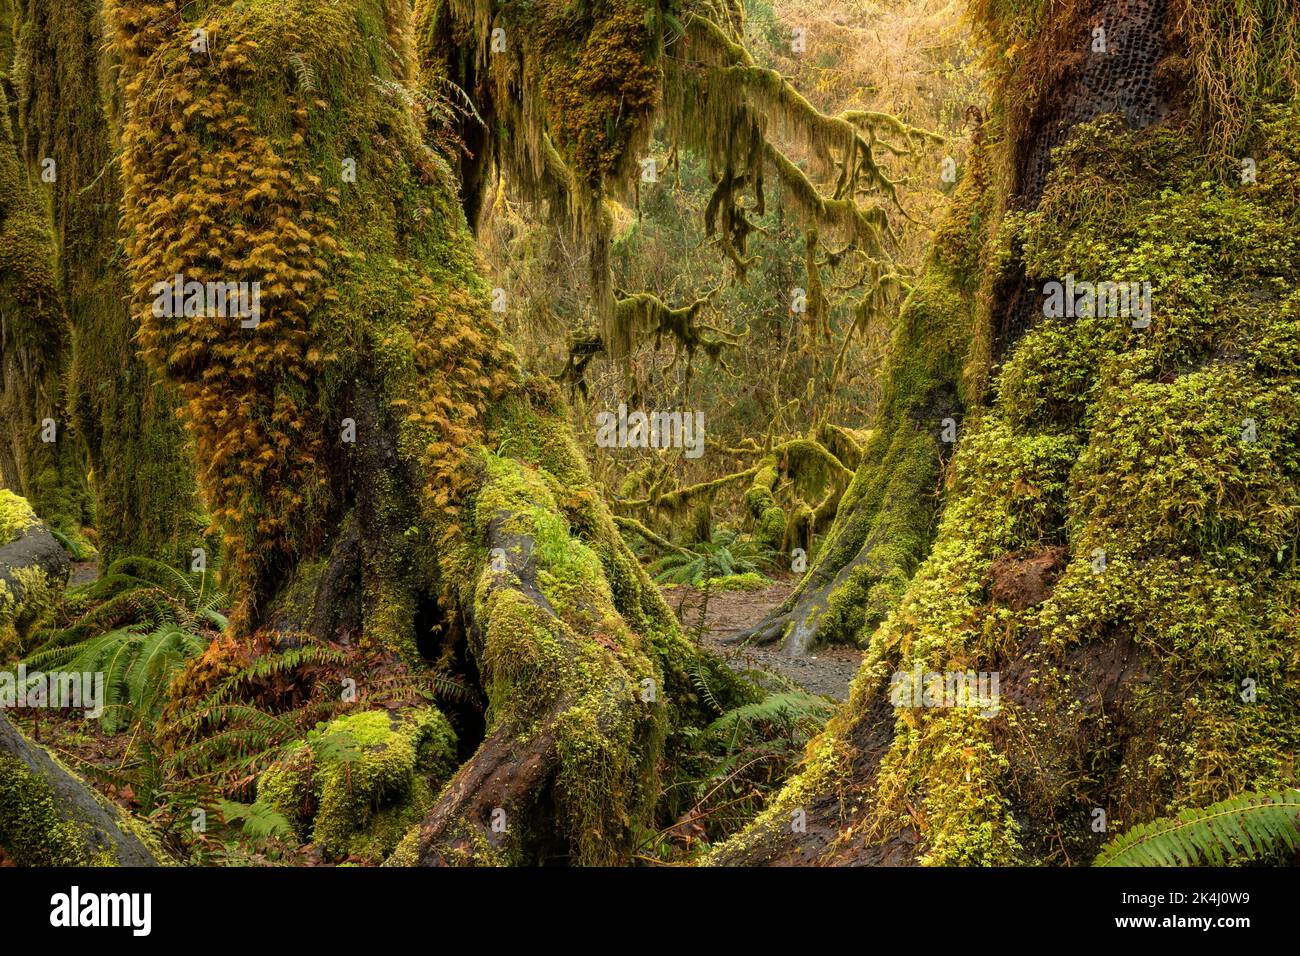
[649,530,774,585]
[1095,790,1300,866]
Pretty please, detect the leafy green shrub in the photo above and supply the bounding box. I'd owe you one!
[649,530,775,585]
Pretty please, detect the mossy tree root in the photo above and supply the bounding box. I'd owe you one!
[399,519,584,864]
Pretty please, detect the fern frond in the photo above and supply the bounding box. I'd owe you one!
[103,556,196,603]
[288,52,317,94]
[23,624,210,733]
[692,662,723,714]
[217,798,294,838]
[704,690,834,742]
[200,644,347,709]
[1095,790,1300,866]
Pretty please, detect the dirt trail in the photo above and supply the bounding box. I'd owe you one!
[69,560,98,586]
[663,575,863,701]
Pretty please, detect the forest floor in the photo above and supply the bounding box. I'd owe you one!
[663,574,863,700]
[69,560,98,586]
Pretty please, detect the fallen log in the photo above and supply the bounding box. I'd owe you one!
[0,712,161,866]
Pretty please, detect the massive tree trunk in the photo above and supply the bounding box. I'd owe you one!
[719,0,1300,865]
[8,0,208,570]
[0,31,94,555]
[104,0,743,865]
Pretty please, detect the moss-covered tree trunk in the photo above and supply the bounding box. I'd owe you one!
[104,0,740,865]
[9,0,208,570]
[731,254,973,655]
[719,0,1300,865]
[0,31,94,555]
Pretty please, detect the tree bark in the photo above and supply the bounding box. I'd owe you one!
[0,67,94,554]
[721,0,1300,867]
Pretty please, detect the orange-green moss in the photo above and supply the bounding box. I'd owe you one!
[106,0,514,633]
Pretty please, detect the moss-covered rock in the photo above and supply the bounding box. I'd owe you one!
[0,489,38,547]
[0,491,69,656]
[0,752,95,866]
[258,707,457,863]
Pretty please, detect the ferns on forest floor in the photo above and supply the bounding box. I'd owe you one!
[648,529,775,585]
[704,689,835,748]
[22,623,208,733]
[26,556,228,658]
[650,663,834,858]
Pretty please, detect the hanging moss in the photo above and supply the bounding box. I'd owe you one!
[422,0,929,364]
[733,147,991,655]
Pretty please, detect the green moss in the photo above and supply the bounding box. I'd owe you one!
[0,752,93,866]
[841,104,1300,863]
[258,706,458,863]
[0,489,38,546]
[0,78,95,552]
[444,389,756,862]
[706,571,770,592]
[773,149,987,649]
[464,451,663,863]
